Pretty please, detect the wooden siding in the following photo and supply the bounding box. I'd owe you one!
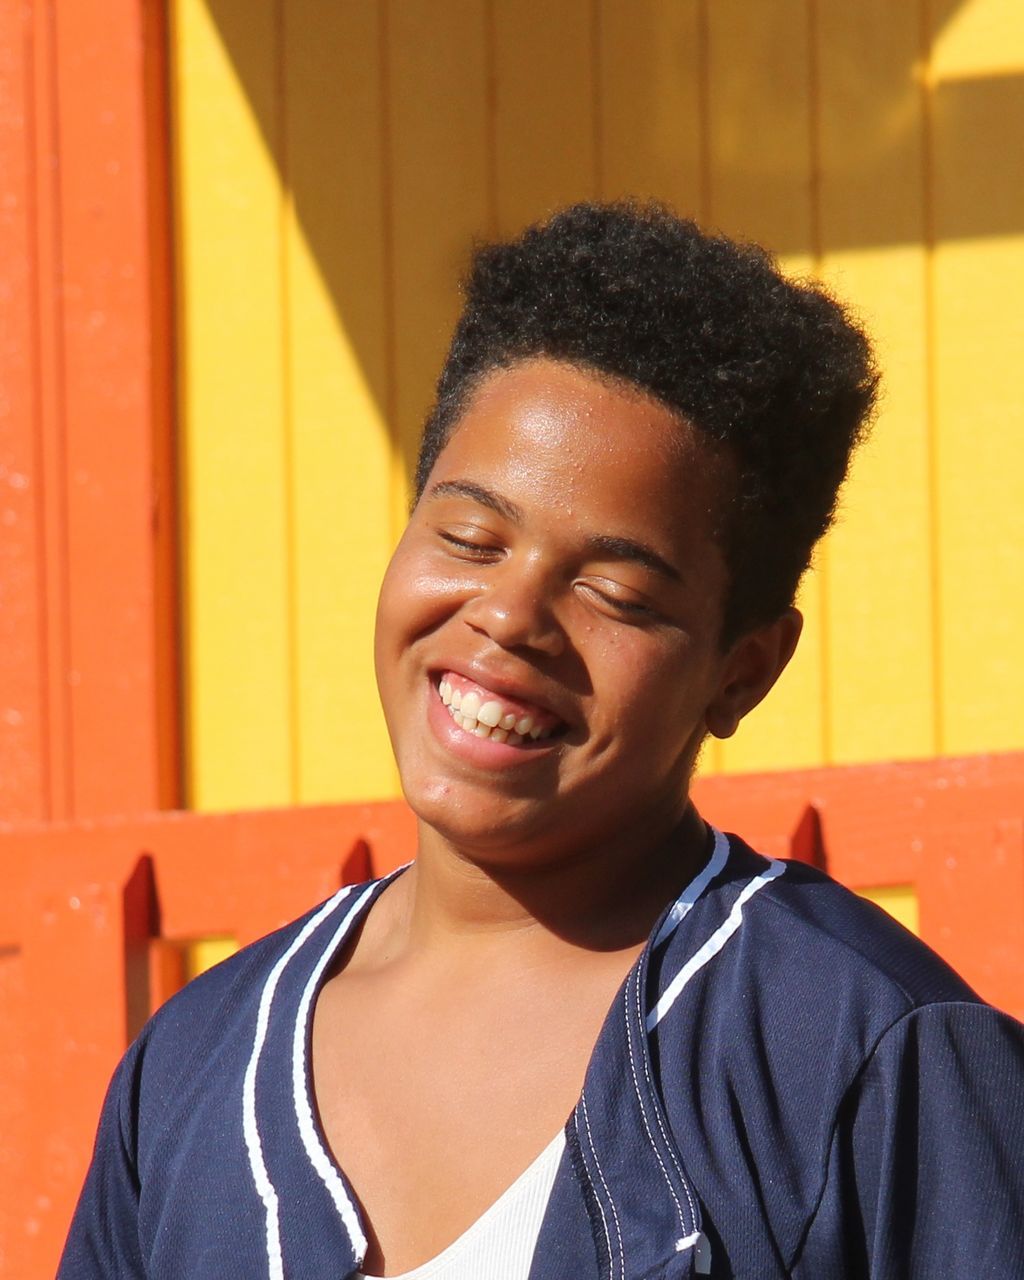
[170,0,1024,810]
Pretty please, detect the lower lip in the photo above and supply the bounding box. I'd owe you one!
[426,683,560,769]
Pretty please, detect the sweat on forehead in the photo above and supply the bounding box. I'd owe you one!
[415,201,878,646]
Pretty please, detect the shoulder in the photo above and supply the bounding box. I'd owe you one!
[648,835,1023,1274]
[700,835,976,1013]
[648,832,986,1104]
[672,833,996,1073]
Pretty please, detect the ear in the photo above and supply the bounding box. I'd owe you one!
[704,607,803,740]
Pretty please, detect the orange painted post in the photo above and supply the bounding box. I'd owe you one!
[0,0,178,826]
[0,0,48,823]
[19,847,142,1269]
[53,0,179,817]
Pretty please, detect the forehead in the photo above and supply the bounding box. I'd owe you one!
[432,359,723,530]
[461,358,686,453]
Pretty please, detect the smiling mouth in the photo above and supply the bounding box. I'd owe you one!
[436,673,564,745]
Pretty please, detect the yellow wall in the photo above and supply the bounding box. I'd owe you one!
[170,0,1024,810]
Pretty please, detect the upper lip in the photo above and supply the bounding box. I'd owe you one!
[434,660,572,728]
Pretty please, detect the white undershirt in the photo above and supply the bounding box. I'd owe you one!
[355,1131,566,1280]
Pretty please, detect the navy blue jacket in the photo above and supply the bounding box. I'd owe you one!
[59,832,1024,1278]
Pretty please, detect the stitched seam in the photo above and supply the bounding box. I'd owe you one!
[580,1094,622,1279]
[567,1118,614,1280]
[580,1092,623,1279]
[623,974,687,1233]
[633,966,697,1231]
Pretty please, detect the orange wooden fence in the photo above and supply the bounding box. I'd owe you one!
[1,752,1022,1276]
[0,801,416,1279]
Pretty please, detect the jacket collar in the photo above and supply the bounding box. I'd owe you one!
[527,830,741,1280]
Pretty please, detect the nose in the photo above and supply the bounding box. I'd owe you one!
[462,558,566,657]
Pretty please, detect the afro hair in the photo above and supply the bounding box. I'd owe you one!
[415,201,879,646]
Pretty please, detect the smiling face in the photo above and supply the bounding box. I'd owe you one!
[375,358,791,869]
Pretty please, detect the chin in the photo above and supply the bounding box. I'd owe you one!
[402,775,563,866]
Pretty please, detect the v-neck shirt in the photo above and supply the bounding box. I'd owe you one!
[355,1131,566,1280]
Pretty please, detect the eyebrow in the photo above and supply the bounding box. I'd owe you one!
[427,478,683,583]
[427,479,524,524]
[583,534,683,584]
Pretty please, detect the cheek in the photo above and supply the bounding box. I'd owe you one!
[373,541,429,684]
[582,635,655,718]
[374,544,471,668]
[373,555,406,665]
[588,633,714,730]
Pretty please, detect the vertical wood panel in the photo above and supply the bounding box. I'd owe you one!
[927,3,1024,753]
[387,0,490,506]
[283,2,396,802]
[703,0,817,265]
[597,0,704,216]
[492,0,597,234]
[704,0,827,773]
[55,0,177,814]
[0,13,44,1263]
[29,0,74,819]
[173,0,292,809]
[1,0,175,823]
[815,0,936,763]
[0,0,48,821]
[143,0,182,812]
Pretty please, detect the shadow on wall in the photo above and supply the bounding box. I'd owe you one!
[201,0,1023,470]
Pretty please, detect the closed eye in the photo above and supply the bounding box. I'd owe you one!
[437,529,503,559]
[577,580,660,622]
[609,597,656,617]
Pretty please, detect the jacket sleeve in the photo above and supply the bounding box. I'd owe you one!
[796,1000,1024,1278]
[57,1045,147,1279]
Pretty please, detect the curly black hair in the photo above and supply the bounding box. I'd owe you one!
[415,201,879,646]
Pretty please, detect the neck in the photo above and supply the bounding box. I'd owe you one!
[394,802,709,959]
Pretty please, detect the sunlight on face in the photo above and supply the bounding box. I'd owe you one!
[375,359,753,869]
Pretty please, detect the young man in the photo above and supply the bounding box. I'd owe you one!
[61,203,1024,1279]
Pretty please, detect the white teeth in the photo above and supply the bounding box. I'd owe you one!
[478,699,503,728]
[442,682,557,745]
